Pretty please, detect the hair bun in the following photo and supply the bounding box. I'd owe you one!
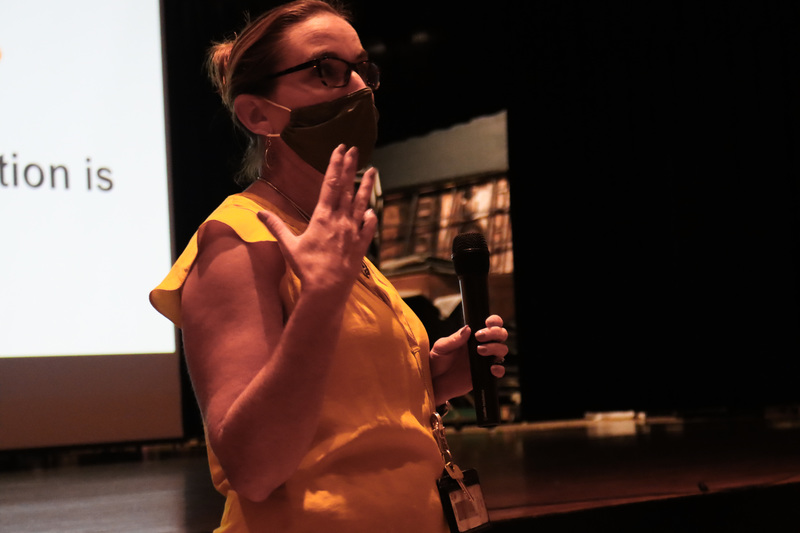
[207,41,234,100]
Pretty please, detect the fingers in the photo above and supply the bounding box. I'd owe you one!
[485,315,504,328]
[475,317,508,345]
[434,318,508,360]
[476,314,509,370]
[352,167,376,222]
[319,145,360,212]
[359,208,379,248]
[477,342,509,358]
[338,146,359,208]
[490,365,506,378]
[353,166,378,242]
[317,146,378,245]
[318,145,349,211]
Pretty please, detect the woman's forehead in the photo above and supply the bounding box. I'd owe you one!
[280,13,364,64]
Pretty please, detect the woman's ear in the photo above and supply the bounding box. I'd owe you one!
[233,94,274,136]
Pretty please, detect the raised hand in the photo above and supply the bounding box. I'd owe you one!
[257,144,378,297]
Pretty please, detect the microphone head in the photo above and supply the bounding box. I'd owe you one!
[452,232,490,276]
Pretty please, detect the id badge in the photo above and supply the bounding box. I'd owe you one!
[437,468,491,533]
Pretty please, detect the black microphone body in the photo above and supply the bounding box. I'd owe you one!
[452,233,500,427]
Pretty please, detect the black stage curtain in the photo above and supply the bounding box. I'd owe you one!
[509,1,800,419]
[163,0,799,424]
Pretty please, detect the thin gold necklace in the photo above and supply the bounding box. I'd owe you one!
[257,177,311,222]
[258,177,373,282]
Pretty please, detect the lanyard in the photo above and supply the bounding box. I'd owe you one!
[431,406,474,502]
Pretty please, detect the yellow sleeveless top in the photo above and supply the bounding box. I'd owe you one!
[150,192,448,533]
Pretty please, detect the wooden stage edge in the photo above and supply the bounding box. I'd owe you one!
[1,409,799,532]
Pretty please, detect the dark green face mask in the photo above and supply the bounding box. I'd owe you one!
[268,88,379,174]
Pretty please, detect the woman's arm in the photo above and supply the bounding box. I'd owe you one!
[181,146,377,502]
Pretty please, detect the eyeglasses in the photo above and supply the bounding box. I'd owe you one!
[266,56,380,90]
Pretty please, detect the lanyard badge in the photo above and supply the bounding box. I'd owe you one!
[431,410,491,532]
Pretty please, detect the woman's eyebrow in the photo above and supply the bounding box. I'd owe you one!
[309,48,369,61]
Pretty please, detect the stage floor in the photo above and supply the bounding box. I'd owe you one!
[2,409,799,532]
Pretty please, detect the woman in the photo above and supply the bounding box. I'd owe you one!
[150,1,509,531]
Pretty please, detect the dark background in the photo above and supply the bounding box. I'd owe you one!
[162,0,800,431]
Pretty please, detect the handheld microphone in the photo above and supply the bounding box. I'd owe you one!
[452,232,500,427]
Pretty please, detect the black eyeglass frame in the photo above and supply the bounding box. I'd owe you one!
[265,56,380,90]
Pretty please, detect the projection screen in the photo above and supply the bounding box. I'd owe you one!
[0,0,182,450]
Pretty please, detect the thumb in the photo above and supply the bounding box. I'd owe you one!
[431,326,470,357]
[257,210,295,248]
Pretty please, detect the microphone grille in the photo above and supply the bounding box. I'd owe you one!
[452,232,490,275]
[452,232,488,255]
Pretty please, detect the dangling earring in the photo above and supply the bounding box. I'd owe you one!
[263,136,272,170]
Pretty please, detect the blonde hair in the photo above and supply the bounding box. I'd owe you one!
[207,0,351,184]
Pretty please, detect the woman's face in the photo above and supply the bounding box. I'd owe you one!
[265,12,370,131]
